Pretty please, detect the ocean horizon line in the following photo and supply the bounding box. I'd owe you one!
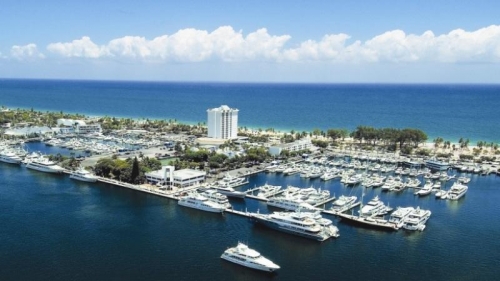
[2,77,500,86]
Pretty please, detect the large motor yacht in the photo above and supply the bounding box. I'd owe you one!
[250,211,339,241]
[69,168,98,182]
[0,149,23,164]
[178,192,226,213]
[217,174,248,189]
[267,196,316,211]
[388,207,414,228]
[201,189,232,209]
[25,155,64,173]
[402,207,432,231]
[359,196,392,217]
[447,182,468,200]
[221,242,280,272]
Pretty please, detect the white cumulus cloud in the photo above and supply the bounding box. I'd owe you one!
[46,26,291,62]
[10,44,45,60]
[42,25,500,64]
[47,36,107,58]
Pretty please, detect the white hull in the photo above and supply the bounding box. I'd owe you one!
[221,255,277,272]
[215,188,246,198]
[0,156,22,164]
[448,191,467,200]
[70,174,98,182]
[26,163,64,173]
[178,200,225,213]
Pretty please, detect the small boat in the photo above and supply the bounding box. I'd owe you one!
[435,189,448,199]
[415,181,433,196]
[221,242,280,272]
[69,168,98,182]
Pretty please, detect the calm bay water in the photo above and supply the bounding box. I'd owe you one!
[1,80,500,280]
[0,79,499,142]
[1,162,499,281]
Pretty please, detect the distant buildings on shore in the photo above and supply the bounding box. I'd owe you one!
[268,138,312,156]
[57,118,102,135]
[207,105,238,140]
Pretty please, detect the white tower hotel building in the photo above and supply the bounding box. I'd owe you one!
[207,105,239,139]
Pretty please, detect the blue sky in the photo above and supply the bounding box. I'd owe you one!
[2,0,500,83]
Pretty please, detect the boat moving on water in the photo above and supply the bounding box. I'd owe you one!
[221,242,280,272]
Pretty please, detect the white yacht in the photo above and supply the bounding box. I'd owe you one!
[210,184,246,198]
[69,168,98,182]
[256,184,282,198]
[283,166,300,175]
[304,189,330,205]
[267,196,316,211]
[415,181,433,196]
[457,176,471,184]
[201,189,232,209]
[25,155,65,173]
[406,178,421,189]
[402,207,432,231]
[178,192,226,213]
[293,208,335,227]
[0,149,23,164]
[447,182,468,200]
[217,174,248,189]
[250,211,339,241]
[435,189,448,199]
[320,171,341,181]
[359,196,392,217]
[332,195,357,207]
[221,242,280,272]
[388,207,414,228]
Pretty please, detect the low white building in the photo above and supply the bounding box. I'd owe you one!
[145,166,206,188]
[268,138,312,156]
[57,118,86,127]
[55,118,101,135]
[75,124,102,134]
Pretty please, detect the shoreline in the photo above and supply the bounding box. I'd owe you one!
[1,106,499,146]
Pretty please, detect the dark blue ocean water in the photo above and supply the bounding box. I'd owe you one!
[1,80,500,280]
[1,79,499,142]
[1,162,500,281]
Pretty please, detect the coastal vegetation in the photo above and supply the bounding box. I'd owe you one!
[1,108,499,169]
[93,156,162,184]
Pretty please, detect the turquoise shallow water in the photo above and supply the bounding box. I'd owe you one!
[0,163,499,281]
[0,79,499,142]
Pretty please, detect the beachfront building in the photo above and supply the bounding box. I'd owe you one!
[56,118,101,135]
[268,138,313,156]
[75,124,102,135]
[145,166,206,188]
[207,105,238,140]
[4,126,54,138]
